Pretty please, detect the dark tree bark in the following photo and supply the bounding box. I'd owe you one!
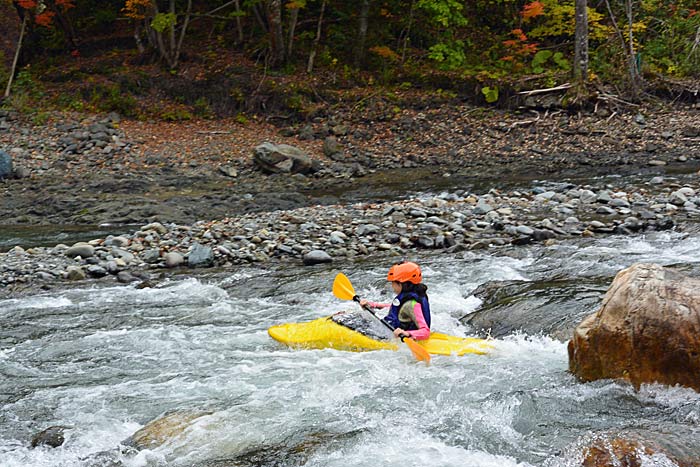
[307,0,327,73]
[355,0,370,67]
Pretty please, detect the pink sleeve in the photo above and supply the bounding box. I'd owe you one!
[407,302,430,340]
[368,302,390,309]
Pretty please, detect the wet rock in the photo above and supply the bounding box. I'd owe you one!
[122,410,211,451]
[31,426,68,448]
[303,250,332,265]
[579,433,700,467]
[464,279,607,341]
[569,263,700,391]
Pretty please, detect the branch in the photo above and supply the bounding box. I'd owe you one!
[517,83,572,96]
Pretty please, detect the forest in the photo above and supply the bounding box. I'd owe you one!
[1,0,699,120]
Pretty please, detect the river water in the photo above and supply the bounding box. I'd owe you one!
[2,228,700,466]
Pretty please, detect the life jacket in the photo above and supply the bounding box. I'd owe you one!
[384,291,431,331]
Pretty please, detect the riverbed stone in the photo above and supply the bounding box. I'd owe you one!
[164,251,184,268]
[303,250,332,265]
[188,243,213,267]
[568,263,700,391]
[65,243,95,258]
[65,266,86,281]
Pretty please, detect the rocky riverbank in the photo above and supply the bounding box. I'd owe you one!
[2,101,700,297]
[2,102,700,226]
[2,173,700,297]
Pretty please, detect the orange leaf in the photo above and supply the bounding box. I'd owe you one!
[522,1,545,20]
[17,0,37,9]
[35,11,55,27]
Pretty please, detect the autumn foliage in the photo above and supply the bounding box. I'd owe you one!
[15,0,75,27]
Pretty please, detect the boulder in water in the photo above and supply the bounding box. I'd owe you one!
[122,410,212,450]
[568,263,700,391]
[31,426,68,448]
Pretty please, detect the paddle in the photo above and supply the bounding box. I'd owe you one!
[332,273,431,363]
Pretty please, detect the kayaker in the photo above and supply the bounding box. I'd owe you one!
[360,261,431,340]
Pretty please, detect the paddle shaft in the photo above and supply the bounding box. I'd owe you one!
[353,296,410,341]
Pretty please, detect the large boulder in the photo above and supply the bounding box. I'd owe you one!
[253,142,318,175]
[568,263,700,391]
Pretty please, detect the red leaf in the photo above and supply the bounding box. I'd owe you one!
[35,11,55,27]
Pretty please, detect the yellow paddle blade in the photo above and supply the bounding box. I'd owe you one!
[332,273,356,301]
[404,337,431,364]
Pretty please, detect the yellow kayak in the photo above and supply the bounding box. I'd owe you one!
[268,314,493,356]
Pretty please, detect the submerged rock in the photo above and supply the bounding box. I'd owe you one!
[568,263,700,391]
[31,426,68,448]
[123,410,212,451]
[462,278,607,341]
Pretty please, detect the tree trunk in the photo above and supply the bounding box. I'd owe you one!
[234,0,243,44]
[401,0,415,64]
[355,0,370,67]
[4,15,27,99]
[573,0,588,83]
[287,6,300,58]
[173,0,193,68]
[266,0,285,67]
[625,0,641,97]
[307,0,327,73]
[169,0,177,64]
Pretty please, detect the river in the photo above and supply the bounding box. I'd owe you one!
[2,227,700,466]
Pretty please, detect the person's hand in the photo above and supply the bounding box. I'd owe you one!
[393,328,410,339]
[359,299,369,307]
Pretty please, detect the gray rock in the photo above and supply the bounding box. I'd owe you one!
[65,266,86,281]
[142,249,161,264]
[117,271,138,283]
[323,136,343,160]
[669,191,688,206]
[188,243,214,267]
[86,265,108,277]
[142,222,167,235]
[219,165,238,177]
[111,247,135,263]
[254,142,316,175]
[65,243,95,258]
[164,252,184,268]
[516,225,534,236]
[473,200,493,215]
[0,150,13,179]
[14,165,30,178]
[356,224,381,236]
[303,250,333,265]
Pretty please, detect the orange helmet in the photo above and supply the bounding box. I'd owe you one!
[387,262,422,284]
